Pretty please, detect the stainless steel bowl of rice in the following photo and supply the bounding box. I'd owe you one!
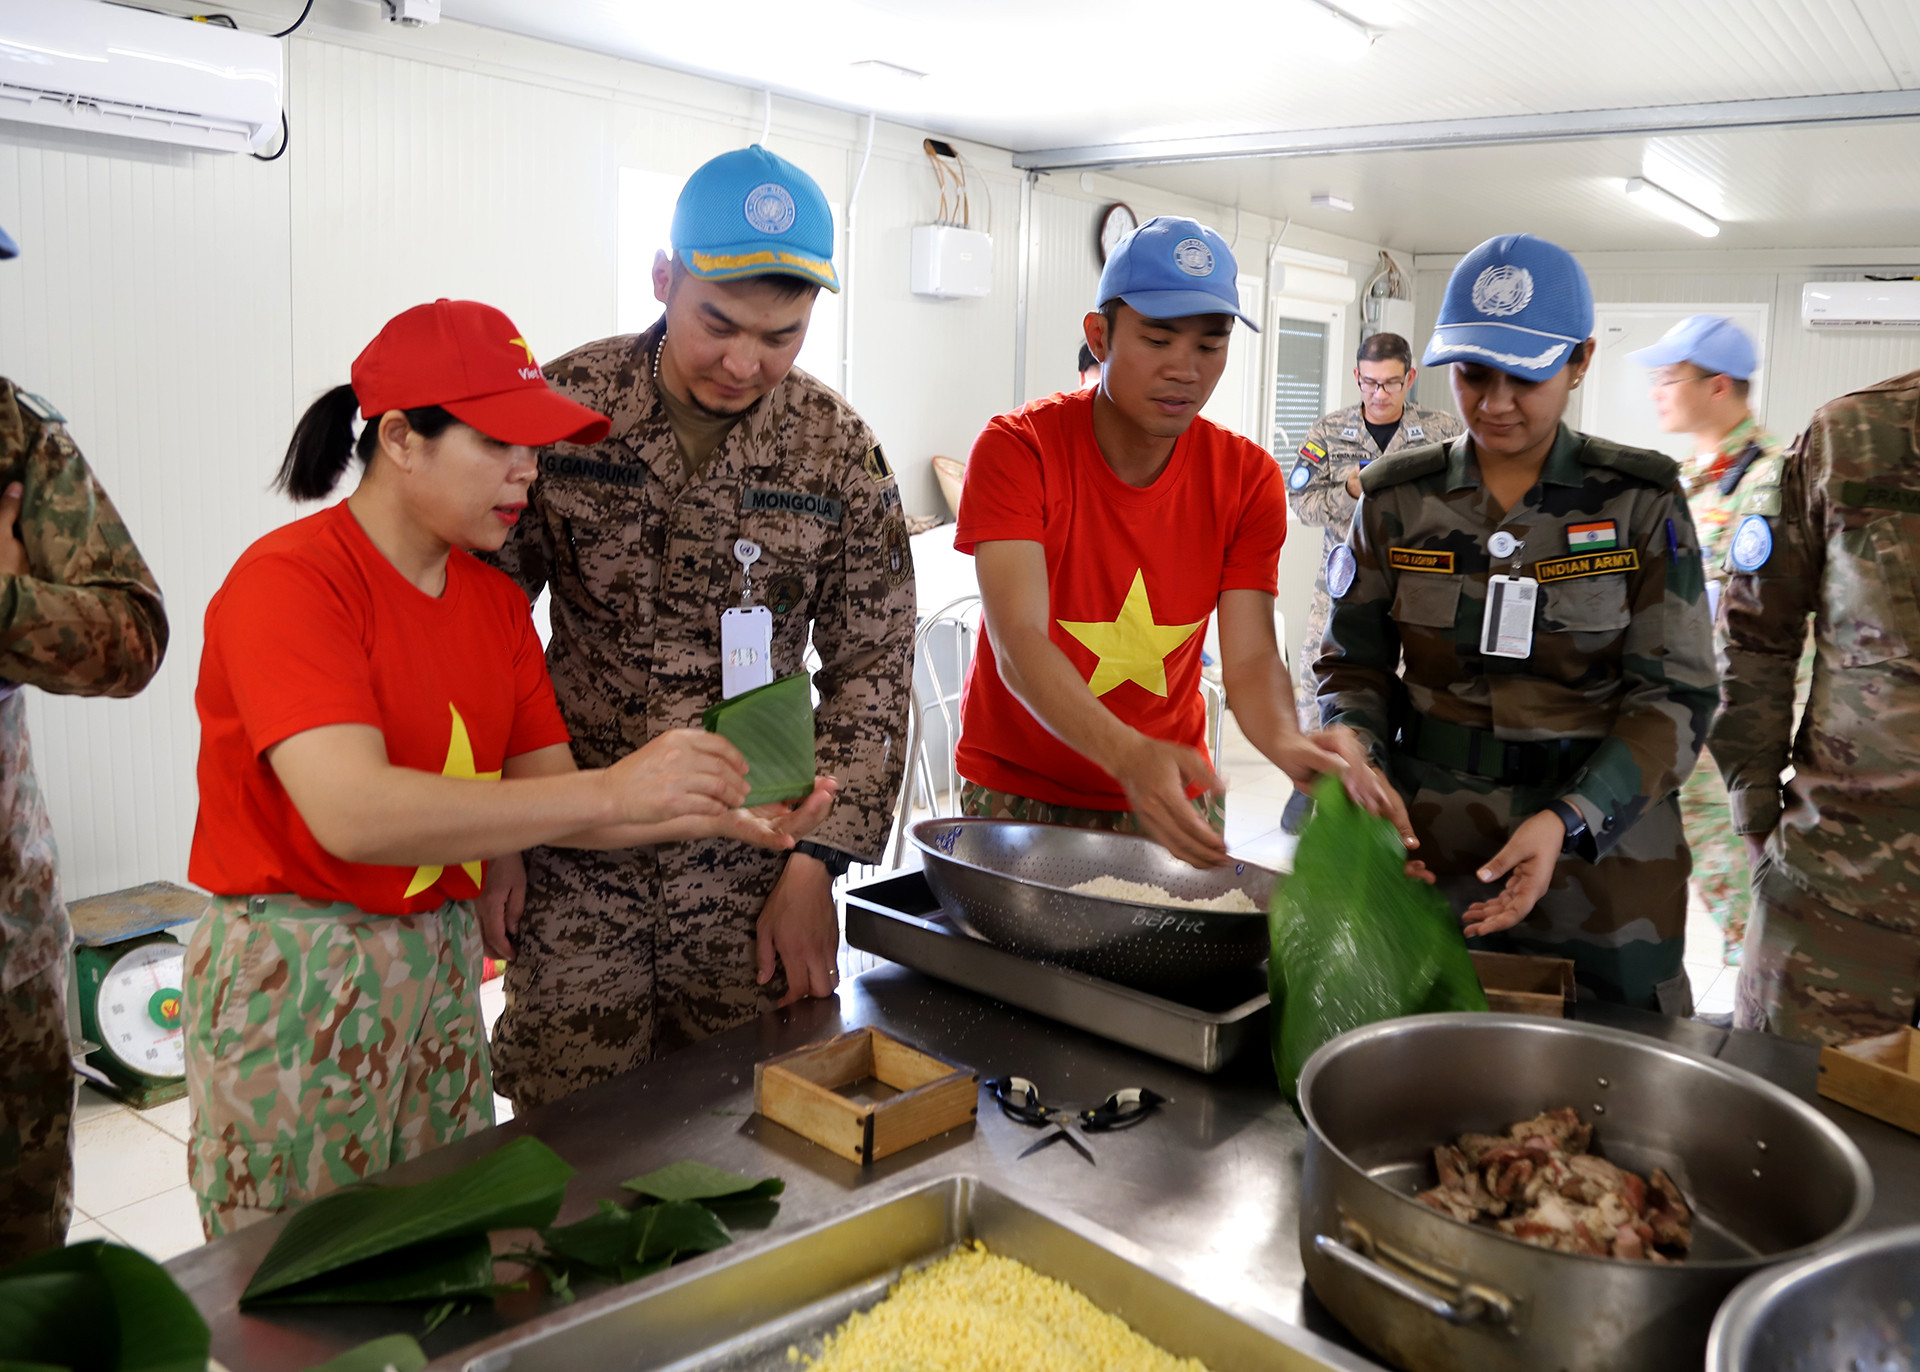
[908,818,1277,993]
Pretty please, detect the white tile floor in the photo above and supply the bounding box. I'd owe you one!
[68,717,1737,1265]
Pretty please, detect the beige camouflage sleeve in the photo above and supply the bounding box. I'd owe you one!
[805,436,915,863]
[1709,432,1818,835]
[1287,416,1356,531]
[1314,491,1399,763]
[0,391,167,697]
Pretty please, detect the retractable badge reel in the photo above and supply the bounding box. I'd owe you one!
[721,538,774,698]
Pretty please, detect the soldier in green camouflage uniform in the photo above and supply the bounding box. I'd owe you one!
[0,225,170,1262]
[1712,368,1920,1046]
[482,148,914,1108]
[1318,235,1716,1011]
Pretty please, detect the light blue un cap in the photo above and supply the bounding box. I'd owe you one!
[1627,314,1758,380]
[1424,233,1593,381]
[671,145,839,293]
[1097,216,1259,331]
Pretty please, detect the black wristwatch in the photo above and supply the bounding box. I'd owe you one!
[793,840,852,878]
[1544,799,1589,858]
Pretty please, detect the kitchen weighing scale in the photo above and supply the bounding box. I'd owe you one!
[69,881,205,1109]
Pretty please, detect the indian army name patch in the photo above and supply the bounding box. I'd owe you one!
[541,452,647,488]
[1839,481,1920,515]
[742,487,844,525]
[1388,547,1456,573]
[1532,549,1640,582]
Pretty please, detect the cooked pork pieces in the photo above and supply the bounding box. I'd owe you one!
[1415,1107,1693,1262]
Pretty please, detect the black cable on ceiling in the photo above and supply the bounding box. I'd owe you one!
[271,0,315,38]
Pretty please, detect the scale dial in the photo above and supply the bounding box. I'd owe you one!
[1098,202,1138,264]
[94,940,187,1080]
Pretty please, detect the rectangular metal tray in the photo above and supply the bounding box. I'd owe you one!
[452,1175,1370,1372]
[842,870,1268,1074]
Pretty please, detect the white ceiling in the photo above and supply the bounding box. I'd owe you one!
[440,0,1920,253]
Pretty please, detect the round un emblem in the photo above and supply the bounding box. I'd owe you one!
[1729,514,1773,572]
[1172,237,1215,277]
[1470,264,1534,317]
[742,182,797,235]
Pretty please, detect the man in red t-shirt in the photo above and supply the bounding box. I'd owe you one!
[956,216,1408,867]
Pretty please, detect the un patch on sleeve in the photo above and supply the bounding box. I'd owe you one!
[1289,461,1312,491]
[15,391,65,424]
[1327,543,1358,599]
[1728,514,1773,572]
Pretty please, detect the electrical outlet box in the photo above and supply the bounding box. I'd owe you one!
[911,226,993,299]
[1376,298,1416,341]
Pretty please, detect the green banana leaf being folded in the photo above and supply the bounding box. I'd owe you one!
[241,1135,575,1308]
[0,1239,209,1372]
[1269,774,1487,1105]
[702,672,816,806]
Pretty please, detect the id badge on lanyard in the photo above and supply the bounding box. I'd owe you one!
[1480,575,1538,659]
[722,538,774,698]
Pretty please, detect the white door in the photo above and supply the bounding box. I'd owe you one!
[1581,304,1769,462]
[1200,274,1266,440]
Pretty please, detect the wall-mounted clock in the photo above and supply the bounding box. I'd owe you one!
[1097,202,1138,264]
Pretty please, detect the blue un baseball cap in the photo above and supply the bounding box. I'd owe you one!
[1097,216,1259,331]
[0,224,17,260]
[1626,314,1758,380]
[1424,233,1593,382]
[671,145,839,293]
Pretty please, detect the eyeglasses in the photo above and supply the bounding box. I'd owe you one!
[1654,372,1720,390]
[1356,376,1407,394]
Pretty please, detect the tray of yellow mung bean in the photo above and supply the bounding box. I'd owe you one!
[454,1175,1380,1372]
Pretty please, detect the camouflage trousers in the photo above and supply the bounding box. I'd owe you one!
[1680,750,1747,963]
[0,957,74,1265]
[1395,755,1693,1013]
[492,843,787,1110]
[182,895,492,1239]
[1735,856,1920,1047]
[958,781,1228,834]
[1295,574,1334,732]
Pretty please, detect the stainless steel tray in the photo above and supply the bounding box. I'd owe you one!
[452,1175,1373,1372]
[843,871,1269,1074]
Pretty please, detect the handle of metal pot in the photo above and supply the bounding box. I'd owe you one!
[1314,1226,1514,1327]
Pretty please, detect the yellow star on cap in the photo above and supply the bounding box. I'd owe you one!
[1057,569,1205,698]
[404,703,502,899]
[508,336,535,364]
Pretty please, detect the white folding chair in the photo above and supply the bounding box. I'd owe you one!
[883,595,983,869]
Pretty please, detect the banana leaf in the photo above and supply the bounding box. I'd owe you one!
[701,672,816,806]
[1269,775,1487,1105]
[621,1160,784,1203]
[538,1198,733,1281]
[305,1335,428,1372]
[243,1136,574,1305]
[245,1235,496,1307]
[0,1240,209,1372]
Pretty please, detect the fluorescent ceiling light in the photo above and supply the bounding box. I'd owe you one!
[1623,176,1720,237]
[1310,193,1354,211]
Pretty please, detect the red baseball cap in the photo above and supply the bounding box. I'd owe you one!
[350,299,611,446]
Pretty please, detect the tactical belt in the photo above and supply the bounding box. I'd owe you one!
[1399,711,1599,788]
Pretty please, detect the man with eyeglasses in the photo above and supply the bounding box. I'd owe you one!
[1631,316,1786,967]
[1285,332,1462,828]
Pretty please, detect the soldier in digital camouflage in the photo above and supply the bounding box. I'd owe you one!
[480,147,914,1108]
[1318,234,1715,1012]
[1285,331,1463,826]
[1712,367,1920,1046]
[1631,315,1789,964]
[0,221,170,1264]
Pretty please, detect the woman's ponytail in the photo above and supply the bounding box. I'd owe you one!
[275,384,362,501]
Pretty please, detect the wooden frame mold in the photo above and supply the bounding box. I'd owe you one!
[1819,1026,1920,1136]
[1470,950,1577,1019]
[754,1028,979,1165]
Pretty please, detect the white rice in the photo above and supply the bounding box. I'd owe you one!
[1068,875,1260,913]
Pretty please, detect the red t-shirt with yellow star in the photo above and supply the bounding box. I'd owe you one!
[953,388,1288,810]
[189,501,571,914]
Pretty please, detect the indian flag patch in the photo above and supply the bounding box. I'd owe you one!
[1567,520,1618,552]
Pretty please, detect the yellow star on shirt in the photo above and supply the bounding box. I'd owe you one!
[1057,569,1205,699]
[404,703,501,899]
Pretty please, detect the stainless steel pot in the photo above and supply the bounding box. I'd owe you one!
[1297,1014,1874,1372]
[1708,1222,1920,1371]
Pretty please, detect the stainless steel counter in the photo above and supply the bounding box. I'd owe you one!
[167,949,1920,1371]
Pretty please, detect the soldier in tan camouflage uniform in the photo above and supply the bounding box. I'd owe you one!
[1712,368,1920,1046]
[1631,315,1787,963]
[0,220,169,1264]
[482,147,914,1108]
[1319,235,1716,1011]
[1286,333,1464,737]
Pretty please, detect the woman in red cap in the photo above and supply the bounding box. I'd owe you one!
[182,299,834,1237]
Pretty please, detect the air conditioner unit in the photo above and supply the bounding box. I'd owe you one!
[0,0,283,155]
[1801,280,1920,330]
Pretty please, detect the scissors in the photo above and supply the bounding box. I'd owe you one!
[986,1076,1170,1165]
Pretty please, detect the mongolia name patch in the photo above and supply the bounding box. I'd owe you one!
[1533,549,1640,582]
[1388,547,1456,573]
[742,487,844,525]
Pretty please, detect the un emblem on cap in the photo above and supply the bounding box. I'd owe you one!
[1173,237,1215,277]
[1471,264,1534,317]
[743,182,797,235]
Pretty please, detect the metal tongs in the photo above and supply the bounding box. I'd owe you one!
[986,1076,1170,1165]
